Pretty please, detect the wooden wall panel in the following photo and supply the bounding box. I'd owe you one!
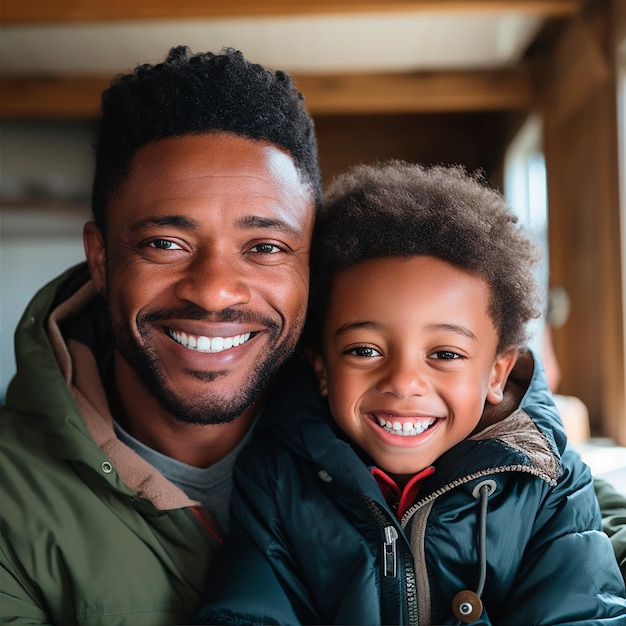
[313,112,513,188]
[540,0,625,442]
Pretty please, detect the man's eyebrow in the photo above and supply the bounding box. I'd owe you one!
[131,215,199,232]
[235,215,300,236]
[131,214,301,236]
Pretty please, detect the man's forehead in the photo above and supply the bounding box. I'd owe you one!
[125,134,311,196]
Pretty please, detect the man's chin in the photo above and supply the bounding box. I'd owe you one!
[148,389,246,425]
[148,371,269,426]
[172,408,241,426]
[183,367,230,384]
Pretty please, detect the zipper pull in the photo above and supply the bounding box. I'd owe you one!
[383,525,398,577]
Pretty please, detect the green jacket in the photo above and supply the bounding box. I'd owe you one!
[0,265,219,625]
[596,476,626,579]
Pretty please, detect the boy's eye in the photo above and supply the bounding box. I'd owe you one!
[347,346,381,358]
[430,350,461,360]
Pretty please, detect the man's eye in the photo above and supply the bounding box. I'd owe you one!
[431,350,461,360]
[347,346,381,358]
[150,239,182,250]
[250,243,281,254]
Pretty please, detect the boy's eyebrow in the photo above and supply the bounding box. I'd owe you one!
[334,321,478,341]
[425,323,478,341]
[334,321,380,337]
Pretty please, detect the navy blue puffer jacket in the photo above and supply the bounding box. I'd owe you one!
[196,352,626,625]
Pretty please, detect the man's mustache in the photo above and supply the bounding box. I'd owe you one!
[141,304,279,329]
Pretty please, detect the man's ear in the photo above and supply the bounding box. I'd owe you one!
[486,350,518,405]
[83,221,107,297]
[306,348,329,397]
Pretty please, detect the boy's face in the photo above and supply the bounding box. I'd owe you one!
[312,255,516,484]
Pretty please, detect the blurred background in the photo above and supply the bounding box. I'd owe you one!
[1,1,625,461]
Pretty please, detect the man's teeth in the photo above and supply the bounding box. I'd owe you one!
[168,329,251,353]
[375,415,436,436]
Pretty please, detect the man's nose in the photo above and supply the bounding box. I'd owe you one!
[174,249,251,311]
[375,356,428,399]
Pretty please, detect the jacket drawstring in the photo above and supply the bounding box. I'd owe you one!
[451,479,497,624]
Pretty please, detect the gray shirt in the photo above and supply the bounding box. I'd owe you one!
[114,419,257,535]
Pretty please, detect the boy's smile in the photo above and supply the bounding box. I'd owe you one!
[312,255,516,485]
[371,413,438,437]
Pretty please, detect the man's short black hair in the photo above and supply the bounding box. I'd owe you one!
[308,160,543,354]
[92,45,321,234]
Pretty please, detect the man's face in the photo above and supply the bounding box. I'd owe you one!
[85,133,316,425]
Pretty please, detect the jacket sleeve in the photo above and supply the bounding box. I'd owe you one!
[194,445,320,625]
[595,476,626,583]
[497,448,626,625]
[0,531,52,625]
[194,529,303,625]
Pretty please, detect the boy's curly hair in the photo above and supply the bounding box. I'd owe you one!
[92,45,321,235]
[308,160,543,354]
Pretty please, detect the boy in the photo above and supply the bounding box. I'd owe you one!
[196,162,626,624]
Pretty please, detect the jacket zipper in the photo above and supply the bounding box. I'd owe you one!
[383,525,398,577]
[365,497,418,625]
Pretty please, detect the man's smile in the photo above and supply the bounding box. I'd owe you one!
[167,328,253,353]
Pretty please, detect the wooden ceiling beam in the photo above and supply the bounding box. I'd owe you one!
[0,68,532,119]
[299,69,533,114]
[1,1,580,25]
[0,76,109,119]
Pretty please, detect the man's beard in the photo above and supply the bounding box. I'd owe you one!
[110,303,304,425]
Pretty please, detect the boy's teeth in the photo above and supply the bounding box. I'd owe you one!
[168,329,251,353]
[375,415,436,436]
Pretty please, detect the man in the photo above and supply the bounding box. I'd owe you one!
[0,46,321,624]
[1,45,624,626]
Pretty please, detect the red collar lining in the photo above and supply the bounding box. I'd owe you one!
[371,465,435,518]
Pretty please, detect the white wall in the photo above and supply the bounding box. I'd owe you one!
[0,121,95,401]
[0,208,89,401]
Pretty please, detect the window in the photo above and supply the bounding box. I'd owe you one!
[618,36,626,418]
[504,115,549,353]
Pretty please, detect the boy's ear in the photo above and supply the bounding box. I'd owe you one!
[306,348,329,397]
[486,350,518,405]
[83,221,107,297]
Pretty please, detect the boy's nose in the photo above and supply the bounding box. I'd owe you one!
[375,358,428,399]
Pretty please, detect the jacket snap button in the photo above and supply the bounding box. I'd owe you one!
[317,469,333,483]
[101,461,113,474]
[452,590,483,623]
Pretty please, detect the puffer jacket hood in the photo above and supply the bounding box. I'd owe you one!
[6,264,118,475]
[7,264,88,419]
